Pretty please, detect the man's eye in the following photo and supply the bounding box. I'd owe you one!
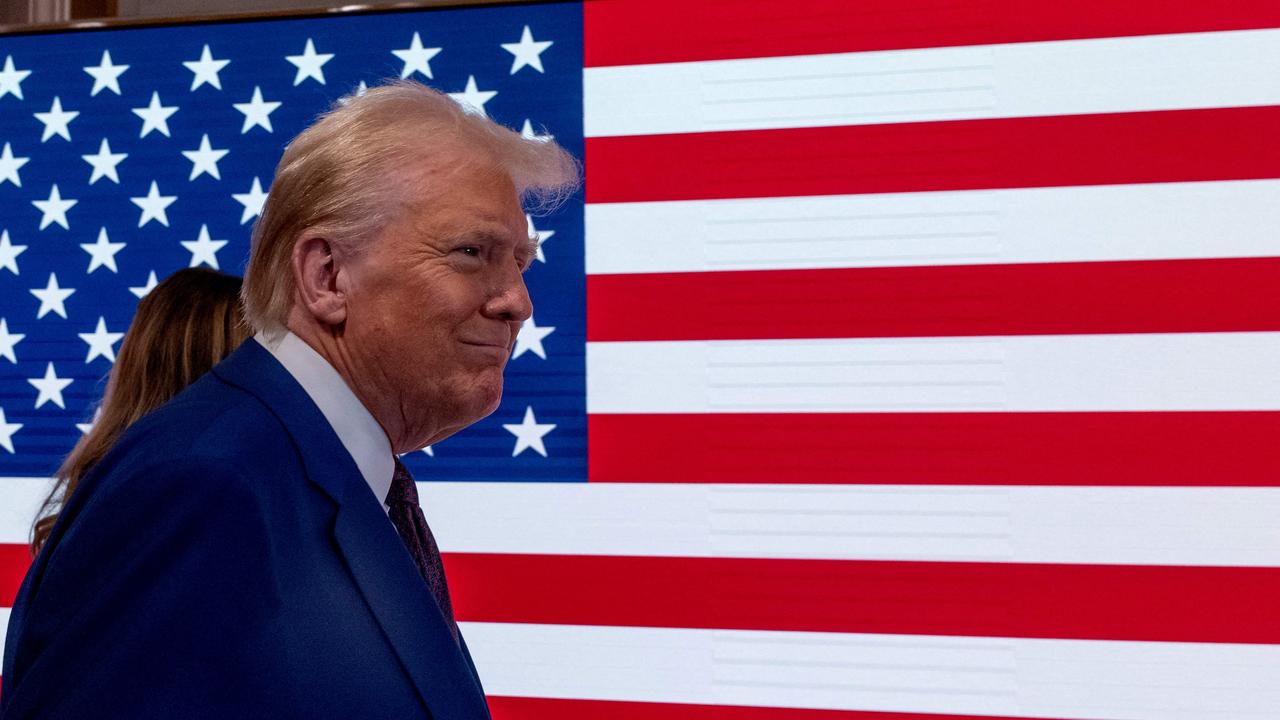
[457,246,481,257]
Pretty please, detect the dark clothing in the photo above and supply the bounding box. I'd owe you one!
[2,340,488,719]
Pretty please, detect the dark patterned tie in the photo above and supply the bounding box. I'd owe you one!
[386,457,460,645]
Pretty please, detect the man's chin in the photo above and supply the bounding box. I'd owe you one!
[463,375,506,421]
[477,385,505,418]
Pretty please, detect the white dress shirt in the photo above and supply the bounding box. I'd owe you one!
[256,331,394,514]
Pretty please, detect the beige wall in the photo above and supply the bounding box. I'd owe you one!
[0,0,358,27]
[1,0,72,25]
[115,0,343,18]
[1,1,476,29]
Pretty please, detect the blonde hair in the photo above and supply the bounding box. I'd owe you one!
[241,80,580,332]
[32,268,249,555]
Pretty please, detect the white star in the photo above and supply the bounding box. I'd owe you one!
[81,227,125,274]
[513,316,555,360]
[33,185,77,231]
[182,133,228,180]
[28,363,72,410]
[132,91,178,138]
[503,406,556,457]
[448,75,497,117]
[337,80,369,107]
[130,181,176,228]
[0,318,25,363]
[520,119,553,143]
[526,215,554,263]
[129,270,158,299]
[234,86,281,134]
[286,38,333,86]
[77,407,101,435]
[501,26,553,74]
[392,32,442,79]
[0,408,22,453]
[79,317,124,363]
[0,55,31,100]
[0,142,29,186]
[183,44,229,91]
[81,138,127,184]
[421,446,434,456]
[76,408,100,435]
[233,177,268,224]
[181,224,228,269]
[34,97,78,142]
[30,273,74,319]
[0,230,27,274]
[83,49,129,96]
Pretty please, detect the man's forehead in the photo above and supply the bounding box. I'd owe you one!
[397,197,527,246]
[396,164,524,230]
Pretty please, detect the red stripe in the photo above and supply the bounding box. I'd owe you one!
[0,542,30,606]
[585,107,1280,203]
[586,257,1280,341]
[446,553,1280,643]
[584,0,1280,67]
[9,541,1278,643]
[588,411,1280,485]
[489,696,1060,720]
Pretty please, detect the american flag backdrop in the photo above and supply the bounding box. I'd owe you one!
[3,1,1280,718]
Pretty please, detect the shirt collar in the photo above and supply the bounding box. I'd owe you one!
[255,331,394,513]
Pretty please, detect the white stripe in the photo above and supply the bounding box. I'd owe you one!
[587,333,1280,413]
[419,483,1280,567]
[585,180,1280,275]
[0,607,9,660]
[4,477,1274,567]
[0,477,49,544]
[3,478,1274,567]
[462,622,1280,718]
[585,28,1280,137]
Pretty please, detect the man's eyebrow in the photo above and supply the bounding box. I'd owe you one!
[451,230,507,245]
[449,230,538,263]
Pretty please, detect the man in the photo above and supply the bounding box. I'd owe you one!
[1,81,578,719]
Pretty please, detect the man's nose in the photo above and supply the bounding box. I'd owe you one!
[485,268,533,322]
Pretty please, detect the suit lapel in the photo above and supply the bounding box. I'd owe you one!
[212,341,490,720]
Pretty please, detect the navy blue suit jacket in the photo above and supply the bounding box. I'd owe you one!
[1,340,490,719]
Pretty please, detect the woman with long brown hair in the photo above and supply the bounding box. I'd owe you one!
[30,267,249,555]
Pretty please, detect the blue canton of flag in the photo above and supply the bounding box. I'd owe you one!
[0,4,585,482]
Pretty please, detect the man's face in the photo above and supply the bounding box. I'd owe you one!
[339,155,534,452]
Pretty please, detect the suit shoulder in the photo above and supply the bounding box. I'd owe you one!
[114,372,297,475]
[43,373,308,583]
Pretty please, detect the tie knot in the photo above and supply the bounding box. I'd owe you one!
[386,457,420,507]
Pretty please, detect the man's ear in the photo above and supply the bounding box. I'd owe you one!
[292,234,348,326]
